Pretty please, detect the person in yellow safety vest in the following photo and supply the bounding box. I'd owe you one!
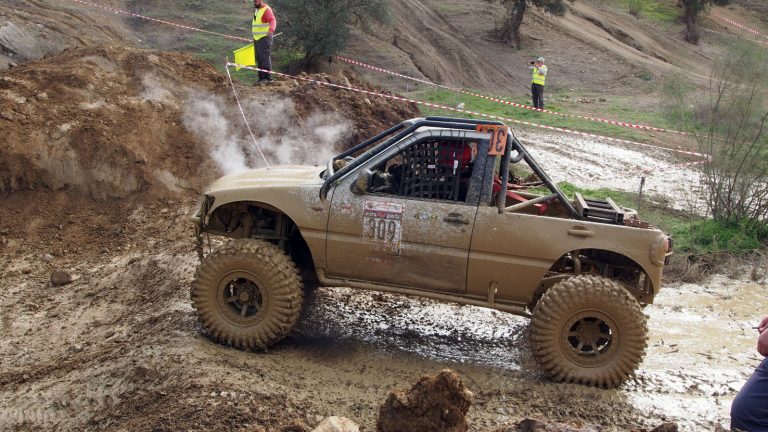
[252,0,276,84]
[529,56,548,109]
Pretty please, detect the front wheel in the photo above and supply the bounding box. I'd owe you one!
[529,275,647,387]
[191,239,304,349]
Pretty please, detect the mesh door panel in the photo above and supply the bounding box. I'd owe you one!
[397,140,466,201]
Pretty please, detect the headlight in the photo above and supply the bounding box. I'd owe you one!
[649,234,671,266]
[191,195,215,224]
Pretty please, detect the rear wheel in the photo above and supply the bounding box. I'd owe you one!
[191,239,304,349]
[530,275,647,387]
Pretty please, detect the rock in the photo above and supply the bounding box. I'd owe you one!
[42,254,54,263]
[311,416,359,432]
[36,92,48,101]
[377,369,473,432]
[598,97,607,102]
[50,270,73,286]
[650,422,678,432]
[0,111,14,121]
[67,344,84,354]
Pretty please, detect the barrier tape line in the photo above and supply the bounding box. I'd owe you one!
[60,0,711,170]
[712,13,768,40]
[65,0,252,43]
[61,0,695,139]
[335,56,691,137]
[224,62,272,169]
[226,62,711,162]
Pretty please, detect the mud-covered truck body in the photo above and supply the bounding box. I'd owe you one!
[191,117,672,387]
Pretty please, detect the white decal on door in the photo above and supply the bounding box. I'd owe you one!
[362,201,403,254]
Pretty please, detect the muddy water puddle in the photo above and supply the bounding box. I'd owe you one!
[297,288,530,370]
[293,276,764,431]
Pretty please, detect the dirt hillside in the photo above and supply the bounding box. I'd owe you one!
[3,0,767,93]
[0,45,416,199]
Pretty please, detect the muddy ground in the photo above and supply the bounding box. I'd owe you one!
[0,191,764,431]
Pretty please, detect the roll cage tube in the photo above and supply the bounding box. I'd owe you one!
[319,117,505,199]
[320,116,581,220]
[431,117,579,218]
[505,134,580,219]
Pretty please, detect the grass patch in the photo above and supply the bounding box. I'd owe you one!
[617,0,679,24]
[410,87,678,143]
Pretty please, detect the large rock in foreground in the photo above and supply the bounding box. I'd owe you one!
[377,369,473,432]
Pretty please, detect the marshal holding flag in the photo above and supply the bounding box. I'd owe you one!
[234,0,276,83]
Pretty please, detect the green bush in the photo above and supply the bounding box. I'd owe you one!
[671,219,768,254]
[182,0,205,11]
[628,0,644,16]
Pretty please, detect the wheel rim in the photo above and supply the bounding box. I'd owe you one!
[216,271,269,326]
[561,310,618,367]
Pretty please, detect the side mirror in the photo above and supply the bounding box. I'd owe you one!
[352,169,373,194]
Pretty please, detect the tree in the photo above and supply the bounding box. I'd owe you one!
[492,0,573,48]
[669,41,768,230]
[680,0,730,44]
[272,0,389,71]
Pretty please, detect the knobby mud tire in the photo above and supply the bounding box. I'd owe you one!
[191,239,304,349]
[530,275,647,387]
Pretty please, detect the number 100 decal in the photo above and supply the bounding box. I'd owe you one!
[362,201,403,254]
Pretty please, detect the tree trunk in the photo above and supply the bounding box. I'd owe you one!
[683,5,701,43]
[501,0,527,48]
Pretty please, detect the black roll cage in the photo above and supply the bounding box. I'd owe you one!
[319,116,581,220]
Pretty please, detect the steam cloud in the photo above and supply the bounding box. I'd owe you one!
[140,75,175,103]
[182,93,351,175]
[182,94,250,175]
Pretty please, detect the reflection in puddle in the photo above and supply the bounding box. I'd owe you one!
[296,287,530,370]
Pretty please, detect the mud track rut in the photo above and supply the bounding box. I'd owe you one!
[0,218,763,431]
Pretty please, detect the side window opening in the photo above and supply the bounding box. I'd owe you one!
[368,138,478,203]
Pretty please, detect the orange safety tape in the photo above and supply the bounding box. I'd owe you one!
[65,0,252,42]
[61,0,700,139]
[57,0,712,174]
[226,63,711,162]
[335,56,691,136]
[711,13,768,40]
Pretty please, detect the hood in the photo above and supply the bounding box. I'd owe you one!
[205,165,325,194]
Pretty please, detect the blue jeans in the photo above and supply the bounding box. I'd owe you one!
[732,358,768,431]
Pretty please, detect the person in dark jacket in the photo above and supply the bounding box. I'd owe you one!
[731,315,768,431]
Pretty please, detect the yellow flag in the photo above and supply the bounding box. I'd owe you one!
[233,43,256,71]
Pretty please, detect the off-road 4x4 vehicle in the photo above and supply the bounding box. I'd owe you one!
[191,117,672,387]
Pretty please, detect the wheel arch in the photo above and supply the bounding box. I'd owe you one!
[204,200,320,284]
[530,247,657,310]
